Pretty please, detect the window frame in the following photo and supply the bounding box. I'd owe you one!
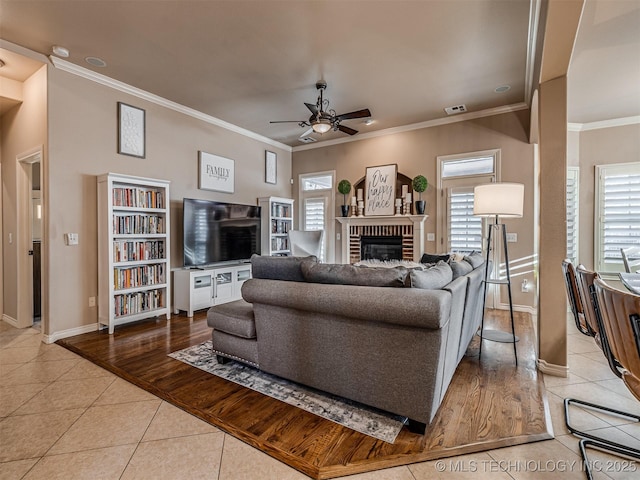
[436,149,501,252]
[594,162,640,273]
[298,170,335,263]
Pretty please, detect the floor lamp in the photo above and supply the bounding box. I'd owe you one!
[473,182,524,366]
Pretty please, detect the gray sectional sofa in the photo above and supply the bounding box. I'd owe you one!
[207,253,486,434]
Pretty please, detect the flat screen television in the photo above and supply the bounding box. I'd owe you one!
[183,198,261,267]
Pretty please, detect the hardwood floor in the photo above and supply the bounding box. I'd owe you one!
[57,309,552,479]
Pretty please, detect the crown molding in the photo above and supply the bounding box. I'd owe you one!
[568,116,640,132]
[49,57,292,152]
[293,103,529,152]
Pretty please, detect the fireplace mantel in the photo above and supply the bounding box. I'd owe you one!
[336,215,428,264]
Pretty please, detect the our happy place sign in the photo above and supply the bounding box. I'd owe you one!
[365,164,397,216]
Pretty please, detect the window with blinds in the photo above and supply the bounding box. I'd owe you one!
[595,162,640,273]
[304,197,326,261]
[566,167,580,265]
[447,187,483,253]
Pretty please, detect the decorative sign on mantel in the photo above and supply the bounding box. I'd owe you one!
[365,164,397,216]
[198,151,235,193]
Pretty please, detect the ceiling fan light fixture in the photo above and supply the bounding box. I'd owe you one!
[312,119,332,134]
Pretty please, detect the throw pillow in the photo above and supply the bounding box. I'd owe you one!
[450,259,473,279]
[464,252,485,269]
[251,254,317,282]
[409,261,453,290]
[420,253,451,264]
[301,262,408,287]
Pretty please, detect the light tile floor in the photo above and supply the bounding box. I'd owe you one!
[0,317,638,480]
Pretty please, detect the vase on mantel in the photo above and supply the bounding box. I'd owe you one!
[415,200,426,215]
[340,205,350,217]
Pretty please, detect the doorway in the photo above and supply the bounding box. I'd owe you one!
[17,148,43,329]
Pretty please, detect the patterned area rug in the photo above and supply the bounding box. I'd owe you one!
[169,341,405,443]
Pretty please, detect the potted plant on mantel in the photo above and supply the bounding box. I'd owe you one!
[412,175,428,215]
[337,179,352,217]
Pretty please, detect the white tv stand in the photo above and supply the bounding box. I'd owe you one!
[173,262,251,317]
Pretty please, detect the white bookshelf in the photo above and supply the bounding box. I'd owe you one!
[258,196,294,256]
[97,173,171,334]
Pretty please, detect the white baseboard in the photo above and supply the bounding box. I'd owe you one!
[537,358,569,378]
[2,314,19,327]
[43,323,99,344]
[495,303,537,315]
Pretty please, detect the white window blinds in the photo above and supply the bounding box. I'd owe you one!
[304,197,325,231]
[447,187,483,253]
[304,197,326,261]
[595,162,640,272]
[566,168,580,265]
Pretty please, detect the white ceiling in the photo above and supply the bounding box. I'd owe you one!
[0,0,638,145]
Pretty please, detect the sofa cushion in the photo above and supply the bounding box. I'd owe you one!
[207,299,256,339]
[450,259,473,279]
[301,262,408,287]
[410,261,453,290]
[420,253,451,264]
[250,254,317,282]
[464,252,485,269]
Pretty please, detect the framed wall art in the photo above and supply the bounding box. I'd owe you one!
[265,150,277,184]
[198,151,235,193]
[365,164,397,216]
[117,102,145,158]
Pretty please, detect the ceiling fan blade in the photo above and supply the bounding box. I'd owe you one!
[335,108,371,121]
[269,120,308,124]
[338,124,358,136]
[304,102,319,115]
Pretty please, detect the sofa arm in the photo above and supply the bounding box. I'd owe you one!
[242,279,451,329]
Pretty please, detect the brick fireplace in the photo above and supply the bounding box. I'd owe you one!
[336,215,428,264]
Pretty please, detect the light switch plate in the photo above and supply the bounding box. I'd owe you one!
[506,233,517,243]
[427,233,435,242]
[65,233,79,245]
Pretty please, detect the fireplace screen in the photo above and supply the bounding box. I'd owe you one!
[360,236,403,261]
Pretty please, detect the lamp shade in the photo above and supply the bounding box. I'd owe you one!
[473,183,524,217]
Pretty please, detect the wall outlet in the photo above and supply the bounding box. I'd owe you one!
[427,233,435,242]
[521,279,531,293]
[336,233,341,241]
[89,296,96,307]
[506,233,518,243]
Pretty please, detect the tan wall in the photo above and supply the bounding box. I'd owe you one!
[292,109,537,308]
[0,64,47,321]
[576,123,640,269]
[46,66,292,335]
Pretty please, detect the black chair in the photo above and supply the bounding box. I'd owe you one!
[562,263,640,479]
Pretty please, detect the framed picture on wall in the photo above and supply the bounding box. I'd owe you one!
[365,164,397,216]
[117,102,145,158]
[265,150,277,184]
[198,151,235,193]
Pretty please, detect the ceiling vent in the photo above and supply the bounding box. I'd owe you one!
[299,136,317,143]
[444,104,467,115]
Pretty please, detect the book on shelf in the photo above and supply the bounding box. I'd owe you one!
[113,263,166,290]
[271,203,291,218]
[113,240,165,262]
[112,187,164,209]
[114,289,164,317]
[112,214,165,235]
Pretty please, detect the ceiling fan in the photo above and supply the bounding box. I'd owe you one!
[270,81,371,137]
